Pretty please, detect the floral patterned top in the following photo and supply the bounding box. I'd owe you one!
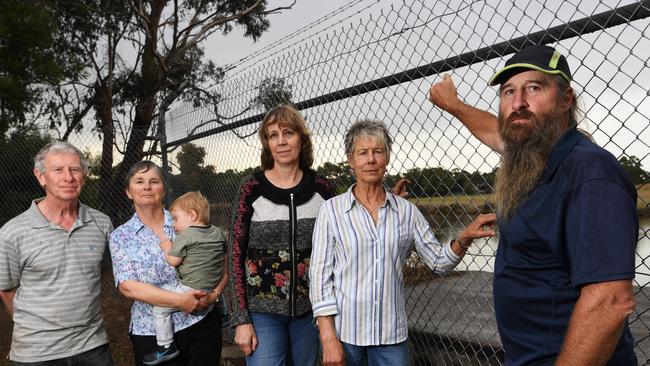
[109,210,206,335]
[228,170,335,327]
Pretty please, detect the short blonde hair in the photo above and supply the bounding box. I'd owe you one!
[170,191,210,224]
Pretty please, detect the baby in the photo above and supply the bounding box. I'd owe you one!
[143,191,227,365]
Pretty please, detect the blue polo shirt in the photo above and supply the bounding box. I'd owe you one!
[494,128,638,366]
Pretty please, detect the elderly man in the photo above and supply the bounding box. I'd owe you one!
[0,142,114,365]
[429,45,637,365]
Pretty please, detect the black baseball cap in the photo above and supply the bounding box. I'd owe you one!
[489,45,572,86]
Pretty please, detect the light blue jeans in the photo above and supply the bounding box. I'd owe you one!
[342,340,410,366]
[245,312,319,366]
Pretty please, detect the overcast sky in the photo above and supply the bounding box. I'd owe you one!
[205,0,358,66]
[163,0,649,177]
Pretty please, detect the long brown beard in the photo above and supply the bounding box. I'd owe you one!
[495,108,565,218]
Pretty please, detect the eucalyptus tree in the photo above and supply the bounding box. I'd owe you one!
[44,0,295,223]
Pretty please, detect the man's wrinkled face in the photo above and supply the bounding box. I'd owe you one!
[497,70,566,146]
[494,70,574,218]
[34,153,86,202]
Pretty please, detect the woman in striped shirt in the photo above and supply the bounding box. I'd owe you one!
[310,119,497,366]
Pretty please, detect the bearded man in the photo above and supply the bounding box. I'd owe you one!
[428,45,637,366]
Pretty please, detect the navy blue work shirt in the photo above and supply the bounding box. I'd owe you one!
[494,128,638,366]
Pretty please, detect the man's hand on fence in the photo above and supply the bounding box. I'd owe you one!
[429,74,462,115]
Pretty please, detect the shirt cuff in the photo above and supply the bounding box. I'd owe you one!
[444,242,461,263]
[230,309,252,327]
[312,300,338,318]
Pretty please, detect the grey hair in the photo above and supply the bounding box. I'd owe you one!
[34,141,89,175]
[344,119,393,160]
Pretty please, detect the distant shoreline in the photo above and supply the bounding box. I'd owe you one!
[410,185,650,219]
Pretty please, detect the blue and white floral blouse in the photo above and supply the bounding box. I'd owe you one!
[109,210,206,335]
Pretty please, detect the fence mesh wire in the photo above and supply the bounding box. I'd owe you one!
[0,0,649,364]
[162,0,650,364]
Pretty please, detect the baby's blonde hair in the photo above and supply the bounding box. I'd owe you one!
[170,191,210,224]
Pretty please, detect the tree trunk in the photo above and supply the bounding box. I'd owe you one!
[111,94,156,225]
[94,80,122,224]
[110,2,162,224]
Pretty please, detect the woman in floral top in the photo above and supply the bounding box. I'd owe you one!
[228,105,335,366]
[109,161,222,366]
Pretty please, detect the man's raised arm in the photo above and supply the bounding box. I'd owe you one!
[428,74,504,154]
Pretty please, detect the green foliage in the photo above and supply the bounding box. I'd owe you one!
[618,155,650,185]
[0,0,80,133]
[176,143,208,174]
[401,167,495,197]
[0,0,98,131]
[316,162,354,194]
[252,77,294,111]
[168,143,258,227]
[0,132,52,225]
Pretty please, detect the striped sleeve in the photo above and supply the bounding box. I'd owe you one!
[309,201,339,317]
[0,223,21,290]
[411,204,460,272]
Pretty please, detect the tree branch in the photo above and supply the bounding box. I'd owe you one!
[176,0,267,55]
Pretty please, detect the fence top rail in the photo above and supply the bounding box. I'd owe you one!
[164,0,650,149]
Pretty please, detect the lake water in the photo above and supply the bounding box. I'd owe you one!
[455,217,650,287]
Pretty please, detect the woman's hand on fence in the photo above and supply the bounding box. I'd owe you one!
[458,213,497,245]
[429,74,462,114]
[391,178,411,198]
[235,324,258,356]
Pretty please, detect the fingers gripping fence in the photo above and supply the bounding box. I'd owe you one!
[160,0,650,364]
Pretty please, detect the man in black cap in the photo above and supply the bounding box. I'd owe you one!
[429,44,637,365]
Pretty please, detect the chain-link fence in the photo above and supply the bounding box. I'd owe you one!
[161,0,650,364]
[0,0,649,364]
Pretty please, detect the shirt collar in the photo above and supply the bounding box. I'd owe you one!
[126,208,174,234]
[26,199,49,228]
[539,127,583,183]
[26,198,90,228]
[343,184,398,213]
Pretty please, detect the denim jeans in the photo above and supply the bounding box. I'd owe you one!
[12,344,114,366]
[245,312,319,366]
[342,340,410,366]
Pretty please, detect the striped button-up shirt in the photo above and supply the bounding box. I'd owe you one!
[309,186,460,346]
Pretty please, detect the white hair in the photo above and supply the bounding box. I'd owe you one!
[33,141,89,175]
